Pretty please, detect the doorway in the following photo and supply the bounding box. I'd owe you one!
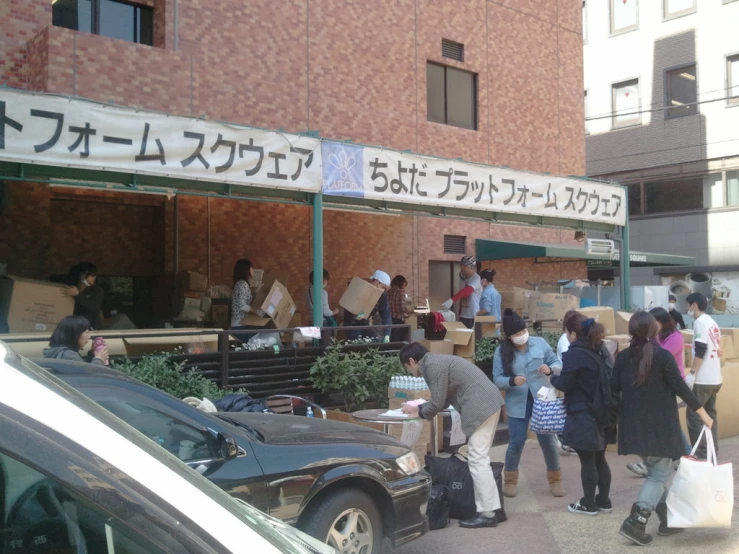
[428,261,462,311]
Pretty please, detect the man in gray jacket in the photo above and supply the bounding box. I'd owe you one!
[400,342,505,529]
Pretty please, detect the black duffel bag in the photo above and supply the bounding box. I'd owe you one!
[428,485,450,530]
[425,455,506,522]
[214,393,272,413]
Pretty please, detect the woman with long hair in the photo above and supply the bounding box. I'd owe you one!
[43,315,108,365]
[612,311,713,546]
[551,314,613,516]
[230,259,256,344]
[493,309,564,499]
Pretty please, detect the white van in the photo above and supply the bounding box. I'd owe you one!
[0,341,335,554]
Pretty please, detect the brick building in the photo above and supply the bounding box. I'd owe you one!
[1,0,591,327]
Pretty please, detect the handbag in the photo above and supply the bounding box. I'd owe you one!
[666,425,734,528]
[530,397,566,435]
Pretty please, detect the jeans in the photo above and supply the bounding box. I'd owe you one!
[468,412,502,516]
[575,449,611,508]
[505,394,560,472]
[687,383,721,460]
[636,456,672,511]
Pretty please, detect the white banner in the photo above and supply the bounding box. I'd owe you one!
[0,89,321,192]
[321,141,626,226]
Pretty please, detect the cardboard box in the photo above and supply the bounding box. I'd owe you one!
[123,333,219,357]
[339,277,383,318]
[0,276,75,334]
[615,311,632,335]
[605,334,631,353]
[388,387,432,410]
[578,306,616,336]
[178,271,208,293]
[421,339,455,355]
[528,292,579,322]
[720,329,739,360]
[211,303,230,329]
[441,321,475,358]
[684,344,693,368]
[720,335,735,362]
[241,280,297,329]
[500,288,532,318]
[474,315,498,338]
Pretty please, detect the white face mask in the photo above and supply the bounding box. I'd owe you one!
[512,331,529,346]
[668,303,675,311]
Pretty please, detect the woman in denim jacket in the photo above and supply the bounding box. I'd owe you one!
[493,309,564,498]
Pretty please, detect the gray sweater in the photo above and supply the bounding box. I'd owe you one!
[419,354,505,437]
[43,346,105,366]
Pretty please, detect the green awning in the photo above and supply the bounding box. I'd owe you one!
[475,239,695,268]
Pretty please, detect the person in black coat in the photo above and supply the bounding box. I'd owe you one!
[668,294,686,330]
[61,261,105,330]
[551,313,613,517]
[611,311,713,547]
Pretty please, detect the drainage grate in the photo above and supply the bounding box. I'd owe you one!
[443,235,466,254]
[442,39,464,62]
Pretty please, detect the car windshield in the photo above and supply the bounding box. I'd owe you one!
[0,343,322,554]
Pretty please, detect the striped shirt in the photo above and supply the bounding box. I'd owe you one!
[419,354,505,437]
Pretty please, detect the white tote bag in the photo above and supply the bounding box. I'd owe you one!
[666,426,734,528]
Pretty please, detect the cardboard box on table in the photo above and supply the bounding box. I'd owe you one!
[474,315,498,338]
[339,278,383,319]
[240,277,296,330]
[178,271,208,293]
[500,288,532,318]
[421,339,455,355]
[615,311,632,335]
[528,292,579,323]
[578,307,616,336]
[605,334,631,354]
[0,276,75,334]
[441,322,475,359]
[123,332,220,357]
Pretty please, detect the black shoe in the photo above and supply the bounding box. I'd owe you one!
[619,504,653,546]
[494,508,507,523]
[596,500,613,514]
[568,499,599,516]
[656,502,684,537]
[459,513,498,528]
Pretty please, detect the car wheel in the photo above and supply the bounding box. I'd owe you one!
[299,488,382,554]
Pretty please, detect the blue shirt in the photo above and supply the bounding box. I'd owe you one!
[492,336,561,419]
[479,284,501,320]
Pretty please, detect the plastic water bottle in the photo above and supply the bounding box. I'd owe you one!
[306,407,314,418]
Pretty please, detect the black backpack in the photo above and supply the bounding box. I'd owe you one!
[568,344,621,428]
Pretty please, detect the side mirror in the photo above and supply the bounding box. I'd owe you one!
[218,433,239,461]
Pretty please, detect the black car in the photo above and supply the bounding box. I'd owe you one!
[36,358,430,554]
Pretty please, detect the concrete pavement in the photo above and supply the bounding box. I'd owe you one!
[396,436,739,554]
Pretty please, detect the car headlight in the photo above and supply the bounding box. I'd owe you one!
[396,451,421,475]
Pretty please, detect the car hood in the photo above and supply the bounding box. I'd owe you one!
[218,412,407,450]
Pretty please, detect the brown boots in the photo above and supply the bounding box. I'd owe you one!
[503,470,519,497]
[548,470,566,497]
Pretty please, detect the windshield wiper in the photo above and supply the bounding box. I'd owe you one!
[216,414,265,441]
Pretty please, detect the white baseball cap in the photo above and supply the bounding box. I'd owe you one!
[370,270,391,287]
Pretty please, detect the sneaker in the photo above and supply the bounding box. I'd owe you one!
[596,501,613,514]
[626,462,648,478]
[568,500,599,516]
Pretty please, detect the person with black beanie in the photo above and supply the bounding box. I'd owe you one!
[492,308,564,499]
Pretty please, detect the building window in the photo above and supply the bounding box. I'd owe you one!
[582,1,588,43]
[728,55,739,106]
[663,0,696,19]
[645,177,703,214]
[628,183,642,216]
[52,0,154,46]
[612,79,640,128]
[427,63,477,131]
[610,0,638,35]
[666,65,698,118]
[728,171,739,207]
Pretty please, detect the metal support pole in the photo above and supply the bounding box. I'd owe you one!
[619,199,631,310]
[312,193,324,327]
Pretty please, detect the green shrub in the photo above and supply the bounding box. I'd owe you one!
[475,337,498,362]
[113,354,238,400]
[310,340,407,412]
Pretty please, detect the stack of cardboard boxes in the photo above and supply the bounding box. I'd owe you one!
[175,271,210,322]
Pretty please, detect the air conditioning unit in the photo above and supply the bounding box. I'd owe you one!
[585,238,615,255]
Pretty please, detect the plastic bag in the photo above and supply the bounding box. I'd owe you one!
[245,332,281,350]
[428,485,450,530]
[425,455,505,521]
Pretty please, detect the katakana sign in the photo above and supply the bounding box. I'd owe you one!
[0,89,321,192]
[321,143,627,226]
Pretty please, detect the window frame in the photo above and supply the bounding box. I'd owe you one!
[728,54,739,107]
[609,0,639,36]
[611,78,642,129]
[662,0,697,21]
[52,0,154,46]
[426,61,478,131]
[727,170,739,207]
[665,63,699,119]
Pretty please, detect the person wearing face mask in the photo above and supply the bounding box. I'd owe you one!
[61,261,105,330]
[441,255,482,329]
[555,309,581,457]
[493,309,564,498]
[43,315,108,366]
[668,295,686,330]
[344,270,392,342]
[685,292,722,461]
[306,269,339,327]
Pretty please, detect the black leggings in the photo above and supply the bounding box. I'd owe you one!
[575,449,611,507]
